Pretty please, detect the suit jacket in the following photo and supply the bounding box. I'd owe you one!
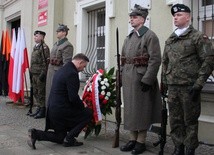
[45,62,85,132]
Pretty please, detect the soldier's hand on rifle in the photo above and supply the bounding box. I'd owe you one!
[160,82,168,97]
[141,82,151,92]
[189,87,201,102]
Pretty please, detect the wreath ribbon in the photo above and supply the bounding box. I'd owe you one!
[82,69,104,124]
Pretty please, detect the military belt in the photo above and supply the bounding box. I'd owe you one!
[50,58,62,66]
[121,54,149,67]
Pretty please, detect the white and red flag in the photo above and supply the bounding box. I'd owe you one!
[8,28,29,103]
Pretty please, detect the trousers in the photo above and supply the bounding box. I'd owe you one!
[168,85,201,149]
[36,108,92,144]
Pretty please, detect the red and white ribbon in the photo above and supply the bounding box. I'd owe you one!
[82,69,104,124]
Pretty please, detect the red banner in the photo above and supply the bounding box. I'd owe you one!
[38,10,48,27]
[38,0,48,10]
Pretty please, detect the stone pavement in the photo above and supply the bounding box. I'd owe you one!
[0,96,213,155]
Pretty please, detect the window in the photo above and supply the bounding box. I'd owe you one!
[197,0,214,86]
[202,0,214,6]
[96,9,105,70]
[83,7,106,76]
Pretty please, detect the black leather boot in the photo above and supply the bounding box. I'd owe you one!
[29,107,41,117]
[63,137,83,147]
[185,148,195,155]
[131,142,146,155]
[27,128,37,149]
[172,144,184,155]
[34,107,46,119]
[120,140,136,152]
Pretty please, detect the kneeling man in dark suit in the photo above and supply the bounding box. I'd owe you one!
[27,53,92,149]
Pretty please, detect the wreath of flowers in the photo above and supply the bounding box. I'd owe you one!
[82,67,116,139]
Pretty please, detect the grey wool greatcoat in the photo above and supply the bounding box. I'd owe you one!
[121,26,162,131]
[45,37,73,107]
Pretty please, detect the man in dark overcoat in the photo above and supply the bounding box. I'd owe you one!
[120,4,162,155]
[27,53,92,149]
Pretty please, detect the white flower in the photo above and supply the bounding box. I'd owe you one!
[106,92,111,96]
[101,85,106,90]
[101,91,105,95]
[105,82,109,87]
[105,96,109,100]
[100,81,105,85]
[98,77,102,81]
[87,85,92,92]
[104,78,108,82]
[112,76,116,80]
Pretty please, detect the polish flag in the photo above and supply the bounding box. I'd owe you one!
[8,28,29,103]
[8,29,17,101]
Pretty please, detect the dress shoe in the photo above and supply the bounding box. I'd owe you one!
[131,142,146,155]
[34,107,46,119]
[27,128,37,149]
[172,144,184,155]
[29,107,41,117]
[63,138,83,147]
[185,148,195,155]
[120,140,136,152]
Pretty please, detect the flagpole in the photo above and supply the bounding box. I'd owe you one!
[24,73,29,104]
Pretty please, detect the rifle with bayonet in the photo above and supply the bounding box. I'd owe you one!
[153,95,168,155]
[26,71,33,115]
[112,28,122,148]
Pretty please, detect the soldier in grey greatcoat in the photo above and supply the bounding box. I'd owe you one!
[120,4,162,155]
[45,24,73,107]
[161,4,214,155]
[30,30,50,119]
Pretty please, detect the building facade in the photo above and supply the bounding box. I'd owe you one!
[0,0,214,144]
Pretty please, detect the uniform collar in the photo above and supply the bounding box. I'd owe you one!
[170,25,194,38]
[57,37,68,46]
[128,26,149,37]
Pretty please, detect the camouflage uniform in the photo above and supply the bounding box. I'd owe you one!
[161,25,214,149]
[30,42,50,108]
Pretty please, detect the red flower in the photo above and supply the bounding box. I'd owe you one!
[102,99,108,105]
[99,94,105,100]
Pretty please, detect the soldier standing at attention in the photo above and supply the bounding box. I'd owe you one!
[120,4,162,155]
[30,30,50,119]
[46,24,73,107]
[161,4,214,155]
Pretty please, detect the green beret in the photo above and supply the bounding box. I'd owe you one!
[34,30,46,36]
[129,4,148,19]
[171,4,191,16]
[56,24,69,32]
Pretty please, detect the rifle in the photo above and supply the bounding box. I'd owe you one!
[26,71,33,115]
[153,95,168,155]
[112,28,122,148]
[40,40,48,70]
